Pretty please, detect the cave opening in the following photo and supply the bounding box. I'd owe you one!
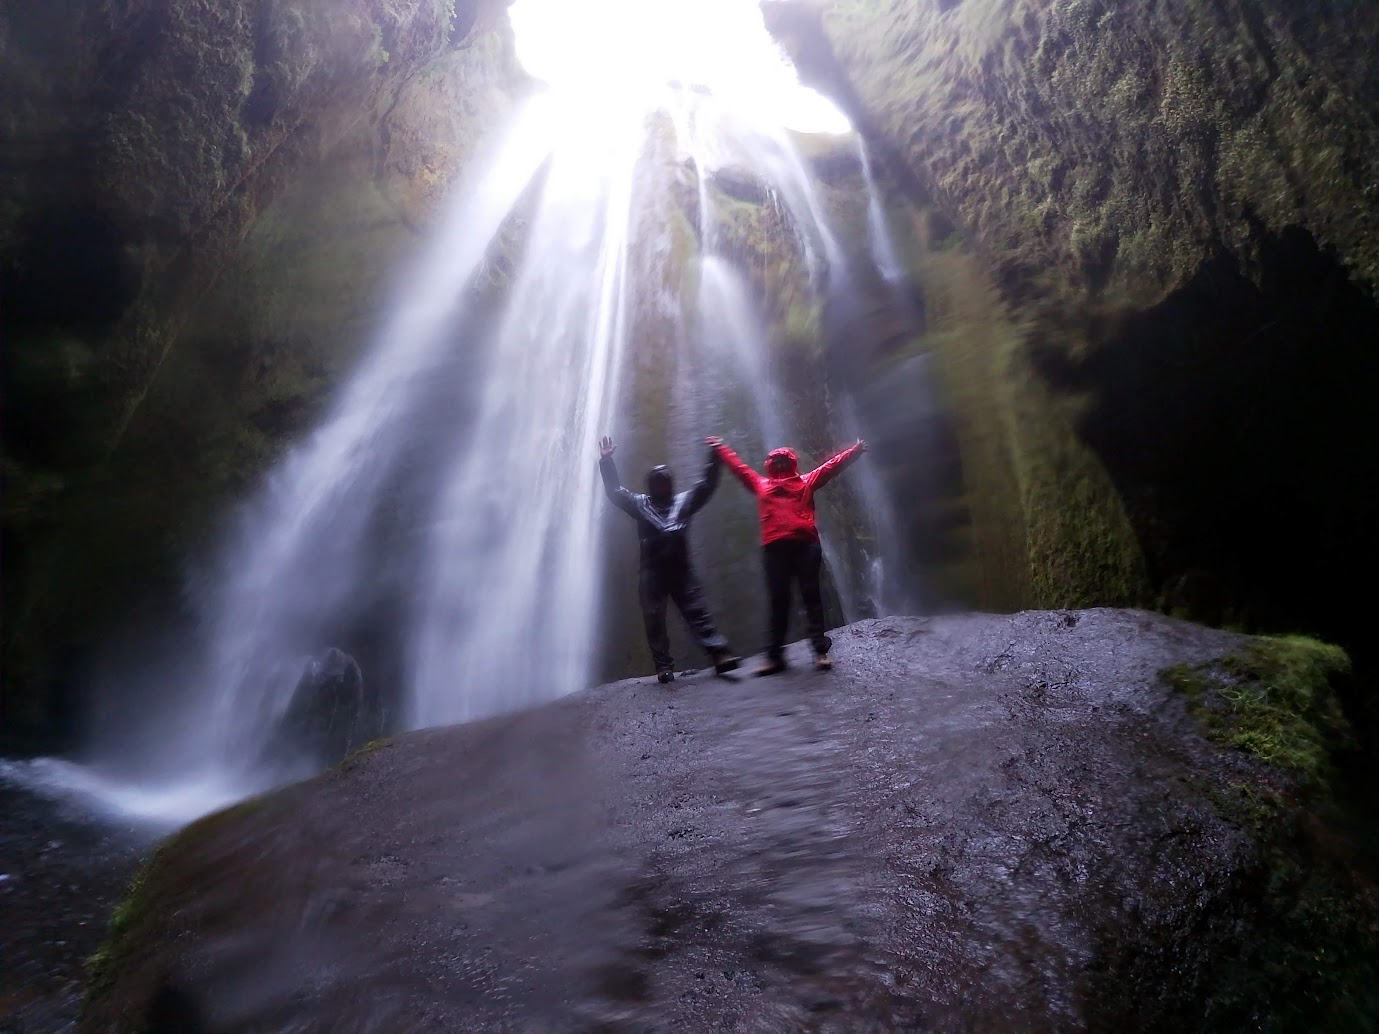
[1033,226,1379,735]
[507,0,851,134]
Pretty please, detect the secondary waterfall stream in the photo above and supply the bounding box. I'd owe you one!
[3,5,929,826]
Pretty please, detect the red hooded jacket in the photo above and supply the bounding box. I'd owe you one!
[713,441,864,546]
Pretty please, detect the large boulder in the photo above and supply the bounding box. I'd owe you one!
[264,647,383,770]
[81,610,1376,1031]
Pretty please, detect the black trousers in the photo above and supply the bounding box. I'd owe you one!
[639,562,729,673]
[763,539,832,661]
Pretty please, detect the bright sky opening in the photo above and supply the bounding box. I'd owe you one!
[508,0,853,135]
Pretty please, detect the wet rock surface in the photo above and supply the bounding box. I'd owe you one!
[79,610,1375,1031]
[263,648,385,770]
[0,784,149,1033]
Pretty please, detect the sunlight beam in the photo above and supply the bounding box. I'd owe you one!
[508,0,852,134]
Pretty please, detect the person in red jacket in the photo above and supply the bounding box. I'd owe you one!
[707,435,867,675]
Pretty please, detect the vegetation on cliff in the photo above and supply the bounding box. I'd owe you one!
[1,1,524,739]
[809,0,1379,303]
[768,0,1379,677]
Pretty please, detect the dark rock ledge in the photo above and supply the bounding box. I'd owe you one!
[80,610,1377,1032]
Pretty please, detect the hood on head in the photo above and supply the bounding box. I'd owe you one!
[765,447,798,477]
[646,464,674,501]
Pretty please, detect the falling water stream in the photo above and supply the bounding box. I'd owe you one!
[858,139,908,289]
[3,3,925,828]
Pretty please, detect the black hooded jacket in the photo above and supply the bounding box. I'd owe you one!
[599,447,720,569]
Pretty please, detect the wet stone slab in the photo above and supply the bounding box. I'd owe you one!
[75,610,1371,1032]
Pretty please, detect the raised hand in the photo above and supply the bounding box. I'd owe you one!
[855,438,868,453]
[599,435,616,459]
[704,435,724,448]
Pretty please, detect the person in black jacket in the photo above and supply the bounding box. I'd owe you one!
[599,434,741,683]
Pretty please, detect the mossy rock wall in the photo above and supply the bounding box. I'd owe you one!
[788,135,1146,613]
[769,0,1379,679]
[805,0,1379,303]
[1,2,525,741]
[888,208,1147,612]
[4,0,507,458]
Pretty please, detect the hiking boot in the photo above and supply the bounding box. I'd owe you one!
[657,670,675,684]
[712,652,742,675]
[814,654,833,672]
[754,658,788,677]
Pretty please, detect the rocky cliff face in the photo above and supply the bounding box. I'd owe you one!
[6,0,1377,746]
[1,0,525,740]
[768,0,1379,695]
[779,0,1379,303]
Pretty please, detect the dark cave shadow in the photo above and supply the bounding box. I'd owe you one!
[1030,225,1379,733]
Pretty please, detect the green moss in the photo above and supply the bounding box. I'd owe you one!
[934,229,964,251]
[1001,342,1146,609]
[808,0,1379,305]
[782,298,822,347]
[1195,782,1379,1030]
[82,791,275,1013]
[710,186,815,342]
[1186,786,1379,1030]
[338,735,395,771]
[1236,842,1379,1031]
[1166,638,1376,1027]
[1166,635,1353,790]
[661,181,701,303]
[83,860,155,1005]
[904,222,1146,611]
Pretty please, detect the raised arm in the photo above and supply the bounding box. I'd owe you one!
[681,444,722,517]
[802,439,867,492]
[597,435,639,517]
[707,436,762,494]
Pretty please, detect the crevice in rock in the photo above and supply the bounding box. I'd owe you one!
[760,1,938,215]
[1028,224,1379,715]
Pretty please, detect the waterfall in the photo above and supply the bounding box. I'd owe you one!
[681,96,847,289]
[186,100,566,775]
[695,256,789,449]
[858,139,908,288]
[680,114,863,622]
[847,137,931,616]
[6,4,932,826]
[407,110,648,728]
